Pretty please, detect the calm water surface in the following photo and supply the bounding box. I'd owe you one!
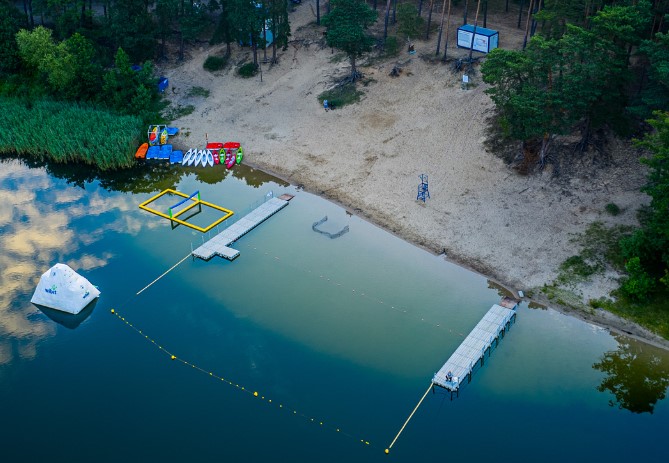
[1,158,668,462]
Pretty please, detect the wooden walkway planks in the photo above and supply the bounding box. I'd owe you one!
[432,299,517,392]
[192,196,292,261]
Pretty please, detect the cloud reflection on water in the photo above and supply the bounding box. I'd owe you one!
[0,159,135,365]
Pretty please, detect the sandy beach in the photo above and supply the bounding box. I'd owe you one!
[159,4,666,347]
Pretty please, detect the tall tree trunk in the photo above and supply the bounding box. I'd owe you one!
[522,0,534,50]
[467,0,482,63]
[161,34,166,60]
[436,0,448,55]
[272,16,277,63]
[350,55,357,80]
[483,0,487,27]
[383,0,392,40]
[463,0,468,25]
[517,0,524,28]
[530,0,540,37]
[317,0,320,25]
[441,0,453,61]
[24,0,34,27]
[425,0,435,40]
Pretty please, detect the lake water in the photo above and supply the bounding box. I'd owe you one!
[1,158,668,462]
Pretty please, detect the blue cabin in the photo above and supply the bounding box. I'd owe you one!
[456,24,499,54]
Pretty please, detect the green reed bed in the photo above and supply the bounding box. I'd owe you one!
[0,97,143,170]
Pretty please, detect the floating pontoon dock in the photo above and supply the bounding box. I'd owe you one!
[191,194,293,261]
[432,297,518,393]
[386,297,519,453]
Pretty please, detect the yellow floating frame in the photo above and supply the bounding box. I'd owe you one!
[138,189,234,233]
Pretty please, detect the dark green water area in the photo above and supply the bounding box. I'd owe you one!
[1,157,667,462]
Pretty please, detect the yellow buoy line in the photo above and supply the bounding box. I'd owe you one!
[110,308,374,449]
[111,239,466,455]
[240,242,468,339]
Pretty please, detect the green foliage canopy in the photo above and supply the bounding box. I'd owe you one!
[0,1,25,73]
[618,111,669,300]
[322,0,378,79]
[481,3,652,150]
[101,48,158,119]
[396,3,424,41]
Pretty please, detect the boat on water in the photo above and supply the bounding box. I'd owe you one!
[135,143,149,159]
[236,146,243,165]
[212,150,220,164]
[182,148,194,165]
[192,149,204,166]
[205,149,214,167]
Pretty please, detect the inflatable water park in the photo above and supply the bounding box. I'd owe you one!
[134,125,243,169]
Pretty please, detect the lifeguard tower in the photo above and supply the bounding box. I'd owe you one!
[417,174,430,202]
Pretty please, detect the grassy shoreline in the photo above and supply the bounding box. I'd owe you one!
[1,97,143,170]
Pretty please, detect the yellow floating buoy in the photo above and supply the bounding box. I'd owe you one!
[110,309,115,314]
[385,449,390,454]
[253,392,258,397]
[171,355,176,360]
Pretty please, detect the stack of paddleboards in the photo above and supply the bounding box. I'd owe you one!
[181,148,214,167]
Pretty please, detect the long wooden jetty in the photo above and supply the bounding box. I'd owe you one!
[432,296,518,394]
[191,194,293,261]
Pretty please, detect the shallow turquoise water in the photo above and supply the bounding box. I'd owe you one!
[0,158,668,462]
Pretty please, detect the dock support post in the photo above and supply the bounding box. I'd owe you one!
[432,384,435,394]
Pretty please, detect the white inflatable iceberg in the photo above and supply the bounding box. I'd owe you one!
[31,263,100,314]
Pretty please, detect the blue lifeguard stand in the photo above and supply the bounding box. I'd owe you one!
[417,174,430,202]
